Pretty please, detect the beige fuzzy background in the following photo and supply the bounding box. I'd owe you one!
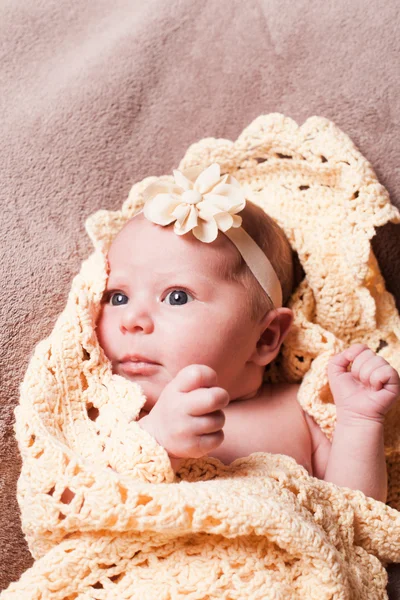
[1,0,400,595]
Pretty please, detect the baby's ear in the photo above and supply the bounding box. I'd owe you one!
[251,308,294,366]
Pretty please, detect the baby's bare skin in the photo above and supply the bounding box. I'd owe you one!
[139,381,314,473]
[205,382,313,473]
[97,215,399,503]
[139,346,399,504]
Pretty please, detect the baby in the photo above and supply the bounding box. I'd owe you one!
[96,164,399,503]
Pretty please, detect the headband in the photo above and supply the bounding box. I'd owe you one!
[139,163,283,308]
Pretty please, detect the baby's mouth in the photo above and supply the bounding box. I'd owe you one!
[119,361,160,376]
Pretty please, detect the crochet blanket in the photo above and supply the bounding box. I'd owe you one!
[3,114,400,599]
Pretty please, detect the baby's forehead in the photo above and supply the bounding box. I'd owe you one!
[108,214,241,279]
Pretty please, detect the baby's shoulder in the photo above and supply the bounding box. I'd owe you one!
[260,382,315,432]
[263,382,332,477]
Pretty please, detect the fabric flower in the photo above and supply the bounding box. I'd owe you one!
[142,163,246,242]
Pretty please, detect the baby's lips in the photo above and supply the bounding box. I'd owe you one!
[119,352,160,364]
[120,361,160,376]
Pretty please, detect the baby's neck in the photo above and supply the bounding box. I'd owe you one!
[236,388,260,401]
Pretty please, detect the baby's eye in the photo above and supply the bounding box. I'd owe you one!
[163,289,194,306]
[107,292,128,306]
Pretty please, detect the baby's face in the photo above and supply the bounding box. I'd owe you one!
[96,213,262,412]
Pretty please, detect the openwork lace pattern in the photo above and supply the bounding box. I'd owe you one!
[3,114,400,599]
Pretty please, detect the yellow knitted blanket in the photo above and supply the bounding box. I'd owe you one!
[3,114,400,599]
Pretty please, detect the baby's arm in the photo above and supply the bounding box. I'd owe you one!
[306,344,399,503]
[325,416,387,502]
[305,411,387,502]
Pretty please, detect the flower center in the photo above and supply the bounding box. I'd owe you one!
[182,190,203,205]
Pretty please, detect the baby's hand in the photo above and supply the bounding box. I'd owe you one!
[139,365,229,460]
[327,343,400,423]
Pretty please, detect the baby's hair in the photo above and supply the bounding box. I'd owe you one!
[217,200,294,320]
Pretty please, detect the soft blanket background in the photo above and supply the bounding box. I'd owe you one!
[1,0,400,595]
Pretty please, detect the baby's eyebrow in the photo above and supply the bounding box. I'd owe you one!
[156,269,214,282]
[107,270,216,286]
[106,272,130,286]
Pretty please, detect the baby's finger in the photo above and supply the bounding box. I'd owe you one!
[328,344,370,377]
[187,387,230,416]
[351,348,380,379]
[370,364,400,391]
[343,343,371,363]
[189,410,226,435]
[357,355,389,388]
[196,431,225,456]
[174,364,218,394]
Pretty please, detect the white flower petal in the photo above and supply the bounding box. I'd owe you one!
[172,203,190,223]
[144,193,182,225]
[181,165,204,183]
[231,214,243,228]
[173,169,192,191]
[202,194,231,212]
[224,174,241,188]
[194,163,221,194]
[206,183,246,208]
[214,212,234,232]
[197,200,221,220]
[175,205,198,235]
[203,192,246,216]
[142,181,177,203]
[192,218,219,243]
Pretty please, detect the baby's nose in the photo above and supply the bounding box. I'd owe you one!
[120,306,154,334]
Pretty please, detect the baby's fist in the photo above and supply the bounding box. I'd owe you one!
[140,364,229,461]
[328,343,400,422]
